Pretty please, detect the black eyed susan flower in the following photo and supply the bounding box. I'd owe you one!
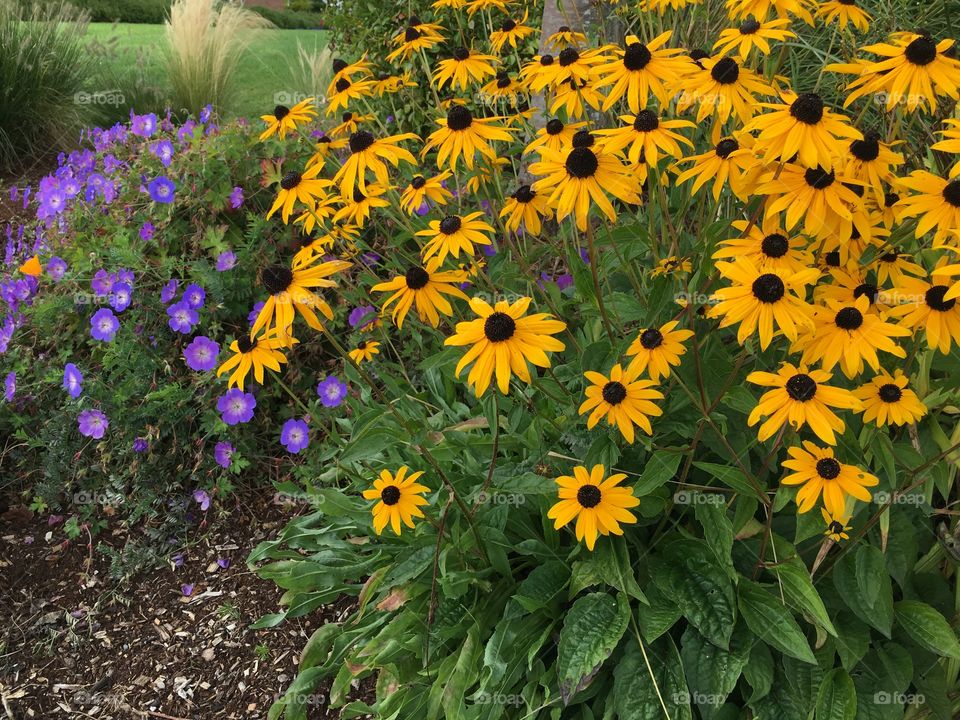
[433,47,498,91]
[464,157,509,195]
[651,256,692,277]
[373,72,418,96]
[782,442,878,515]
[709,257,819,349]
[445,297,566,396]
[675,55,774,124]
[329,55,374,85]
[305,133,349,170]
[549,77,605,119]
[362,467,430,535]
[822,508,852,542]
[579,363,664,443]
[267,165,332,224]
[756,163,862,238]
[399,171,453,215]
[726,0,814,24]
[500,184,552,235]
[547,465,640,551]
[894,170,960,241]
[371,257,468,328]
[391,15,444,45]
[841,131,904,203]
[422,105,514,171]
[490,11,534,53]
[871,248,926,285]
[625,320,693,381]
[466,0,512,15]
[433,0,467,7]
[332,129,418,197]
[216,329,290,390]
[525,119,587,155]
[713,219,812,274]
[259,98,316,141]
[333,183,391,227]
[544,25,587,51]
[747,363,862,445]
[713,17,795,58]
[931,119,960,177]
[481,71,524,104]
[854,370,927,427]
[886,272,960,354]
[387,21,444,62]
[596,110,695,166]
[349,340,381,364]
[673,133,761,201]
[591,32,686,111]
[747,91,861,171]
[796,296,910,378]
[519,53,561,92]
[817,0,871,31]
[417,212,495,263]
[528,139,640,231]
[325,76,377,114]
[542,46,607,91]
[292,191,339,236]
[814,267,889,313]
[834,31,960,113]
[251,257,352,340]
[329,111,375,138]
[639,0,700,12]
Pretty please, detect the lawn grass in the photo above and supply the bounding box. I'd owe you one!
[83,23,327,120]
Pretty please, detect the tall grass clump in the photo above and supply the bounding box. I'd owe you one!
[292,40,332,103]
[164,0,271,117]
[0,0,93,170]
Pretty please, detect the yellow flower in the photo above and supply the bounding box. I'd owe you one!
[259,97,316,141]
[251,257,351,340]
[579,363,664,443]
[625,320,693,381]
[422,105,514,171]
[591,32,686,112]
[433,47,498,91]
[781,441,878,515]
[266,164,332,225]
[332,129,418,197]
[216,329,290,390]
[547,465,639,551]
[817,0,871,31]
[500,184,552,235]
[822,507,852,542]
[490,11,534,53]
[755,163,862,239]
[362,467,430,535]
[371,257,468,328]
[673,133,761,201]
[596,110,695,166]
[399,171,454,215]
[543,25,587,51]
[416,212,495,264]
[853,370,927,427]
[325,76,376,114]
[349,340,381,363]
[713,17,795,58]
[675,55,774,124]
[713,219,811,274]
[895,170,960,241]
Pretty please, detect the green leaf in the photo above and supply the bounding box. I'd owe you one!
[693,461,767,502]
[680,624,752,719]
[815,668,857,720]
[743,640,774,703]
[633,451,682,496]
[771,560,838,636]
[612,636,693,720]
[833,550,893,637]
[854,545,886,610]
[893,601,960,659]
[514,561,569,613]
[694,497,734,570]
[635,582,682,643]
[737,580,816,664]
[557,592,630,704]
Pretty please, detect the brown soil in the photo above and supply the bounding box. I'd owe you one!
[0,492,362,719]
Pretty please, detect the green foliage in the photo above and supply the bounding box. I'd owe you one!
[69,0,172,23]
[249,6,324,29]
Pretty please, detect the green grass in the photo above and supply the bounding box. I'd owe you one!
[83,23,327,119]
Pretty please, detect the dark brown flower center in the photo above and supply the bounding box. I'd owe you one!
[942,180,960,207]
[501,18,516,31]
[484,311,516,342]
[280,172,302,190]
[786,373,817,401]
[540,54,555,66]
[558,48,580,66]
[639,328,664,349]
[601,381,627,405]
[349,130,375,153]
[577,484,602,508]
[739,18,761,34]
[452,46,470,61]
[565,147,599,178]
[850,131,880,161]
[623,42,652,70]
[410,175,426,189]
[711,57,740,84]
[824,251,841,267]
[804,167,835,189]
[335,77,351,93]
[816,457,841,479]
[884,192,899,207]
[853,283,878,304]
[905,34,937,65]
[262,266,293,295]
[447,105,472,131]
[879,383,902,402]
[237,335,257,353]
[752,273,785,303]
[439,216,462,234]
[789,93,824,124]
[381,485,401,505]
[546,118,564,135]
[834,306,863,330]
[715,138,738,157]
[273,105,290,120]
[571,130,594,148]
[761,233,789,258]
[829,520,845,533]
[405,266,430,290]
[513,185,535,203]
[633,110,659,132]
[926,285,957,312]
[404,26,420,42]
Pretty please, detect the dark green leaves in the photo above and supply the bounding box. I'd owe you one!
[557,592,630,704]
[737,580,816,664]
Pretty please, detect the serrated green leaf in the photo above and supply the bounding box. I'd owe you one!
[815,668,857,720]
[893,600,960,659]
[737,580,816,664]
[613,636,693,720]
[557,592,630,704]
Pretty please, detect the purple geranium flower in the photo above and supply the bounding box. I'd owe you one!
[181,583,195,597]
[317,376,348,408]
[215,251,236,272]
[217,388,255,425]
[130,112,158,137]
[147,176,175,204]
[193,489,211,511]
[110,282,132,312]
[133,438,149,453]
[182,283,205,309]
[556,273,574,291]
[78,409,109,439]
[140,222,155,242]
[46,256,67,281]
[3,371,15,402]
[348,305,377,329]
[213,441,234,469]
[217,557,231,569]
[151,139,175,167]
[161,279,179,304]
[280,418,310,454]
[167,302,198,334]
[229,187,244,209]
[247,301,265,327]
[63,363,83,398]
[184,336,219,372]
[91,269,114,296]
[90,308,120,341]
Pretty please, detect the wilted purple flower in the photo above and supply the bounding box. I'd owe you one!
[200,105,213,123]
[63,363,83,398]
[133,438,149,453]
[181,583,195,597]
[90,308,120,341]
[46,256,67,281]
[217,388,255,425]
[91,269,114,296]
[151,139,175,167]
[247,301,265,327]
[184,336,219,371]
[228,187,244,209]
[280,418,310,453]
[217,557,230,569]
[215,251,236,272]
[415,201,430,216]
[140,222,155,242]
[193,489,211,511]
[3,371,14,402]
[161,279,179,304]
[182,283,205,309]
[147,177,175,204]
[167,302,198,334]
[117,268,135,285]
[556,273,574,291]
[213,441,234,469]
[78,409,109,438]
[130,112,158,137]
[579,246,590,264]
[172,553,184,568]
[110,282,132,312]
[317,376,348,408]
[348,305,376,329]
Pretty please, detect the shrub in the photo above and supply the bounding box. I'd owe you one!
[163,0,271,116]
[0,0,94,170]
[70,0,172,23]
[249,6,323,29]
